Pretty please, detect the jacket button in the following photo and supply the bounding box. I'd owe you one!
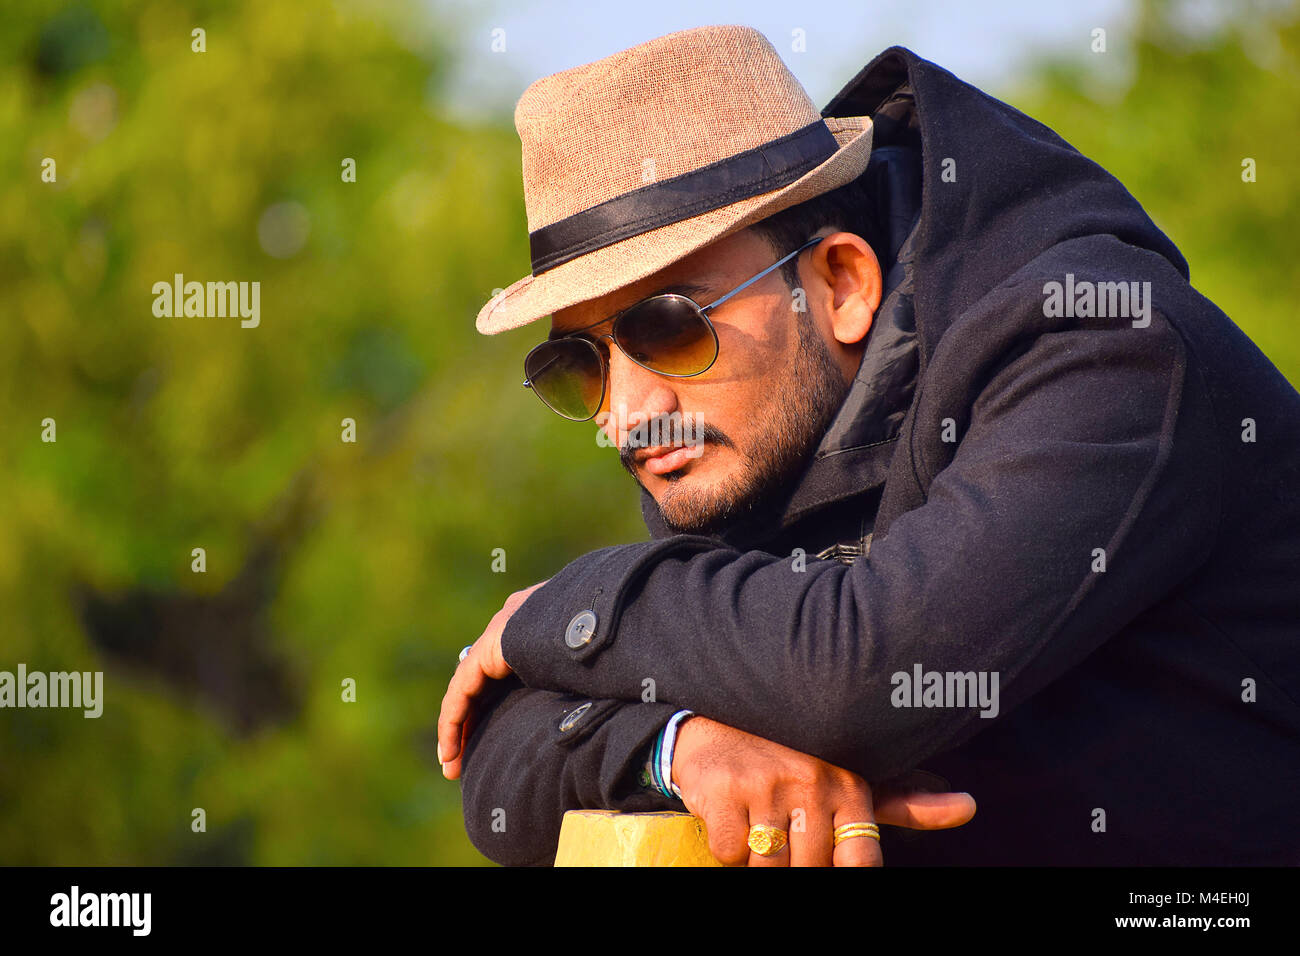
[565,610,598,648]
[559,701,592,732]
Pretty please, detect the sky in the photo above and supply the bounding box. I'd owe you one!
[430,0,1146,123]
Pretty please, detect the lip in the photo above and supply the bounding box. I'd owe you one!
[638,444,701,476]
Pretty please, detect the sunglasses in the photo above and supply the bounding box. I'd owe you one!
[522,235,825,421]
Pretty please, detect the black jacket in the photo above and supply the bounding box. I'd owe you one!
[460,47,1300,866]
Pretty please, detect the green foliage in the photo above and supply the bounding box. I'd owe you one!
[1,0,648,866]
[1,0,1295,865]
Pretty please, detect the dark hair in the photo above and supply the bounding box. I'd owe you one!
[746,172,886,289]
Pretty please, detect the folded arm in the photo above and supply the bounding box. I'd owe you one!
[500,308,1218,783]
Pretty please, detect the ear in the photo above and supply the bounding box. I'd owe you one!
[807,231,882,346]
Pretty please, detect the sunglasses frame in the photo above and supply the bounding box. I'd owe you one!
[522,234,826,421]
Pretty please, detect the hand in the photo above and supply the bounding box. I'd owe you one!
[438,580,548,780]
[670,715,976,866]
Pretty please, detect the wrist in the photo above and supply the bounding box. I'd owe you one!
[668,713,700,794]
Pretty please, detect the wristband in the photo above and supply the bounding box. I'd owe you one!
[645,709,694,799]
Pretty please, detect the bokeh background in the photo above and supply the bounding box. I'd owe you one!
[2,0,1296,864]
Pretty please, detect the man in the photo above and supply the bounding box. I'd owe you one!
[439,25,1300,866]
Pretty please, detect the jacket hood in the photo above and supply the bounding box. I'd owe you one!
[640,46,1189,546]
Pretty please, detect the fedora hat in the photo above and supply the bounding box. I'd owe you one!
[475,24,874,335]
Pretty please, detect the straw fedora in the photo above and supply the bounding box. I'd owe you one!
[475,24,874,335]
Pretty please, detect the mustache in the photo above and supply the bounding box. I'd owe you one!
[617,415,735,474]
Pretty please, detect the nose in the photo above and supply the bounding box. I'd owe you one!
[598,337,680,449]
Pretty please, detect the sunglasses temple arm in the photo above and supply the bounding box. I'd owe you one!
[701,235,824,312]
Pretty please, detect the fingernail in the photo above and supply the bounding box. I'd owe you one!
[437,743,445,763]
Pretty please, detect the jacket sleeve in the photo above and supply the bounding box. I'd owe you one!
[499,305,1220,784]
[458,673,686,866]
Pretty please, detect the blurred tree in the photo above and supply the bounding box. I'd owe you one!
[0,0,646,866]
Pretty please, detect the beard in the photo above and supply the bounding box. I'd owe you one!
[621,312,852,537]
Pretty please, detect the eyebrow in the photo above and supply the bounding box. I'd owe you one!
[548,281,714,340]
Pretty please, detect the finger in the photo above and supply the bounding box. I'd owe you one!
[702,802,753,867]
[874,788,977,830]
[437,662,470,771]
[832,786,882,867]
[745,808,791,868]
[787,803,833,867]
[441,703,477,780]
[437,651,490,766]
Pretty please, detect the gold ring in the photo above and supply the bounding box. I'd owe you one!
[833,822,880,847]
[747,823,789,856]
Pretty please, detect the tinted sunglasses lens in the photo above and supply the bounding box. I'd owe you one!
[615,296,718,375]
[524,340,603,420]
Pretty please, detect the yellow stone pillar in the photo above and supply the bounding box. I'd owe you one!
[554,810,726,866]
